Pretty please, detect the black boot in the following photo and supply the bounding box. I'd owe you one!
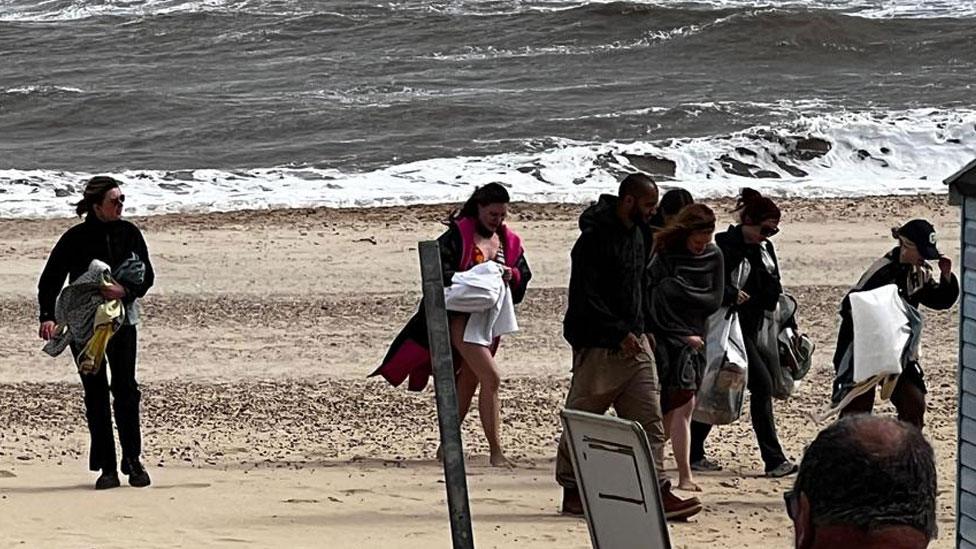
[561,486,584,516]
[121,457,151,488]
[95,469,120,490]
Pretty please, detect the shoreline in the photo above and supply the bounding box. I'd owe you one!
[0,191,956,225]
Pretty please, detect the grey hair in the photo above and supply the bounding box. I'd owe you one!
[794,415,937,539]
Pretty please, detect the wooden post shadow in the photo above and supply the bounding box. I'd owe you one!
[419,240,475,549]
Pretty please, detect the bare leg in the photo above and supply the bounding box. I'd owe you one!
[455,363,479,424]
[663,410,674,442]
[450,315,510,467]
[672,397,700,492]
[437,362,479,462]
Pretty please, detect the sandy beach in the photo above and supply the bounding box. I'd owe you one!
[0,194,963,548]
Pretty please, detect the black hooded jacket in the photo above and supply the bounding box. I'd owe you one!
[37,214,155,323]
[563,195,648,349]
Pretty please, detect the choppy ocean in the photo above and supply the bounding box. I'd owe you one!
[1,0,974,217]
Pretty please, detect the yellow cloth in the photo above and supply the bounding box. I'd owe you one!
[77,277,124,375]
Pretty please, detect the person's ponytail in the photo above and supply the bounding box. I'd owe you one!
[74,176,121,217]
[733,187,780,225]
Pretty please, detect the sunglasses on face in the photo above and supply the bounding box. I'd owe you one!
[760,225,780,238]
[784,490,798,520]
[108,195,125,207]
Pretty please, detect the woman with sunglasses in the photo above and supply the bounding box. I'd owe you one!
[690,187,797,478]
[37,176,155,490]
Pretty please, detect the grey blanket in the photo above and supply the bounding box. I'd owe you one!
[42,260,121,358]
[647,243,725,338]
[647,244,725,391]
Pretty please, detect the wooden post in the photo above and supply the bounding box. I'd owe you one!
[419,240,475,549]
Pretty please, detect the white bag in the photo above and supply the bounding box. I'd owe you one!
[705,307,749,376]
[849,284,912,382]
[694,307,749,425]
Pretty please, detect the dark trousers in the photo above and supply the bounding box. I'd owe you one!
[691,336,787,470]
[71,325,142,472]
[839,371,926,429]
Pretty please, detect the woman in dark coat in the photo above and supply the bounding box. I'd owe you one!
[690,188,797,478]
[37,176,155,490]
[647,203,723,491]
[374,183,531,466]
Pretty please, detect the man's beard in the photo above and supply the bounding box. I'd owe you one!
[630,207,646,225]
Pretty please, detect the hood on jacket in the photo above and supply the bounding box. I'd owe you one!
[579,194,623,233]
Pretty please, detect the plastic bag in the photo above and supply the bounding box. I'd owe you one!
[850,284,912,382]
[693,307,749,425]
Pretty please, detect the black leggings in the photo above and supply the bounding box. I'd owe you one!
[71,325,142,472]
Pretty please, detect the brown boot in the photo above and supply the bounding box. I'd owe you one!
[660,480,702,521]
[561,486,584,516]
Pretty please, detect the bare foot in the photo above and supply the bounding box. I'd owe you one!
[489,452,515,468]
[677,480,702,492]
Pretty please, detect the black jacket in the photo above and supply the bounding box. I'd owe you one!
[714,225,782,335]
[38,215,155,323]
[832,246,959,371]
[563,195,648,349]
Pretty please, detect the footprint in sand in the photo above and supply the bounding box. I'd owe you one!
[387,493,424,502]
[471,497,515,505]
[282,498,319,504]
[0,470,16,478]
[338,488,372,496]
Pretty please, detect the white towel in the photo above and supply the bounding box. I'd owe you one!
[444,261,519,346]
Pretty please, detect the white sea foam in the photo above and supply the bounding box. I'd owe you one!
[2,107,973,219]
[419,0,976,19]
[1,85,85,95]
[0,0,971,22]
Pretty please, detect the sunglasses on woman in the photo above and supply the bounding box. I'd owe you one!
[760,225,779,237]
[109,195,126,207]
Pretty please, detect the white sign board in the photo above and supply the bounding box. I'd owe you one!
[560,409,672,549]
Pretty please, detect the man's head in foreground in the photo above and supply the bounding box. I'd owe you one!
[788,415,937,549]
